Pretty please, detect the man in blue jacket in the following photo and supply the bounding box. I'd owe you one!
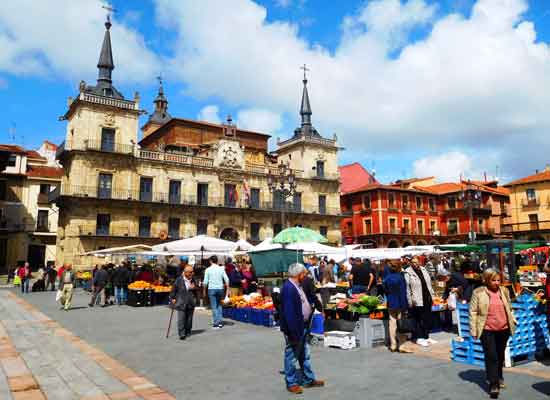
[280,263,325,394]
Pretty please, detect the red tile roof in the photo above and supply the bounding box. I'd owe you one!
[42,141,58,150]
[27,166,63,179]
[504,169,550,187]
[0,144,26,154]
[339,163,378,194]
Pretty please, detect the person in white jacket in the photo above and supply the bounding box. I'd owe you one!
[404,257,436,347]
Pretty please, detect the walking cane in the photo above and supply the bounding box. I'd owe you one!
[166,305,175,338]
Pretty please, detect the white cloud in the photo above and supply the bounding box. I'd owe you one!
[153,0,550,180]
[413,151,473,182]
[197,105,221,124]
[236,108,282,133]
[0,1,158,84]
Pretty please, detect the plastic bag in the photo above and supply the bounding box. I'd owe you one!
[447,292,457,311]
[13,276,21,286]
[55,290,63,303]
[223,295,230,304]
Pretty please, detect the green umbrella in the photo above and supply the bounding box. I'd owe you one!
[273,227,328,244]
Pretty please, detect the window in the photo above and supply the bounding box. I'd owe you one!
[430,220,437,233]
[526,188,536,201]
[320,226,328,237]
[7,155,16,167]
[168,218,180,239]
[316,160,325,178]
[96,214,110,236]
[37,210,49,231]
[139,216,151,237]
[448,196,457,209]
[197,183,209,206]
[345,196,352,212]
[403,219,410,233]
[250,188,260,208]
[429,198,436,212]
[318,195,327,214]
[100,128,115,152]
[388,193,395,208]
[39,184,50,195]
[250,223,260,241]
[389,218,397,233]
[169,180,181,204]
[98,173,112,199]
[477,218,484,233]
[402,194,409,209]
[416,196,423,210]
[195,219,207,235]
[417,220,424,235]
[273,223,282,236]
[140,177,153,202]
[363,194,371,209]
[293,192,302,212]
[224,184,237,207]
[0,180,5,201]
[364,219,372,234]
[529,214,539,230]
[448,219,458,235]
[346,221,353,236]
[273,191,284,210]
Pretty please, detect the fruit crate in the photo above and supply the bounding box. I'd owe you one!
[127,289,148,307]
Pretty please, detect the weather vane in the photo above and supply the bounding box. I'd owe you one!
[156,73,163,87]
[102,4,117,23]
[300,64,310,81]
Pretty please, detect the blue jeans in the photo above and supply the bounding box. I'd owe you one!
[115,286,128,304]
[284,329,316,387]
[208,289,224,326]
[21,279,30,293]
[351,285,367,295]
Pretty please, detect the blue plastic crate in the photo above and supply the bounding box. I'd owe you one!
[261,310,276,327]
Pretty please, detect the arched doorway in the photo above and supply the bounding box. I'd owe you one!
[402,240,413,248]
[416,240,428,246]
[220,228,239,242]
[429,240,440,246]
[387,240,399,248]
[361,239,378,248]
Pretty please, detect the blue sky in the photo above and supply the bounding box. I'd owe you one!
[1,0,550,184]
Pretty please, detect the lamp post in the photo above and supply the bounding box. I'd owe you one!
[458,180,482,243]
[267,161,297,230]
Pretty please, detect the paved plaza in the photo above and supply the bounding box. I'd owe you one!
[1,288,549,399]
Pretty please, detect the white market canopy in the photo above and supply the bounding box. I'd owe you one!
[80,244,152,256]
[152,235,237,254]
[250,237,282,252]
[234,239,254,252]
[349,245,448,261]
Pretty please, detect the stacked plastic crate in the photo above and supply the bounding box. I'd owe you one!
[507,293,549,363]
[451,294,550,367]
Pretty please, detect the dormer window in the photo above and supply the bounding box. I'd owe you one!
[7,155,16,167]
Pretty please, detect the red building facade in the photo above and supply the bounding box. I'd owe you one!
[340,175,510,247]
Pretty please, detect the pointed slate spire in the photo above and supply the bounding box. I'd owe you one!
[97,16,115,90]
[300,77,312,127]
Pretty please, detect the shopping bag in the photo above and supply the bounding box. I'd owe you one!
[447,292,457,311]
[13,276,21,286]
[397,311,415,333]
[55,290,63,303]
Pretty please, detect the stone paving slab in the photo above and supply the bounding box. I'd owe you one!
[0,290,176,400]
[13,288,550,400]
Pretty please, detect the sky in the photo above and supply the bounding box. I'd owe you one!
[1,0,550,184]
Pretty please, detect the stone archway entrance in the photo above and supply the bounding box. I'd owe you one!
[387,240,399,248]
[402,240,413,248]
[220,227,239,242]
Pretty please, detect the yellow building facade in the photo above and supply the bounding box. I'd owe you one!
[52,19,342,269]
[503,166,550,241]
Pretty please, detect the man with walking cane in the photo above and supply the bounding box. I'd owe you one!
[280,263,325,394]
[169,266,198,340]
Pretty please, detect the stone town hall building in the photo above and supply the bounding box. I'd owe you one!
[51,17,341,268]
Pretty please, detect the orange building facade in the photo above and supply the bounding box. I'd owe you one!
[340,172,510,247]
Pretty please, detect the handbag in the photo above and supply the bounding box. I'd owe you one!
[397,311,415,333]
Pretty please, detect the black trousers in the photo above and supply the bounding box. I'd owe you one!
[480,329,510,386]
[178,307,195,337]
[411,305,432,340]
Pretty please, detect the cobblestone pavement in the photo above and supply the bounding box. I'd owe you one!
[3,288,550,400]
[0,290,174,399]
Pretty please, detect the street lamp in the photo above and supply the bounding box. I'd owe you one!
[459,180,482,242]
[267,161,297,229]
